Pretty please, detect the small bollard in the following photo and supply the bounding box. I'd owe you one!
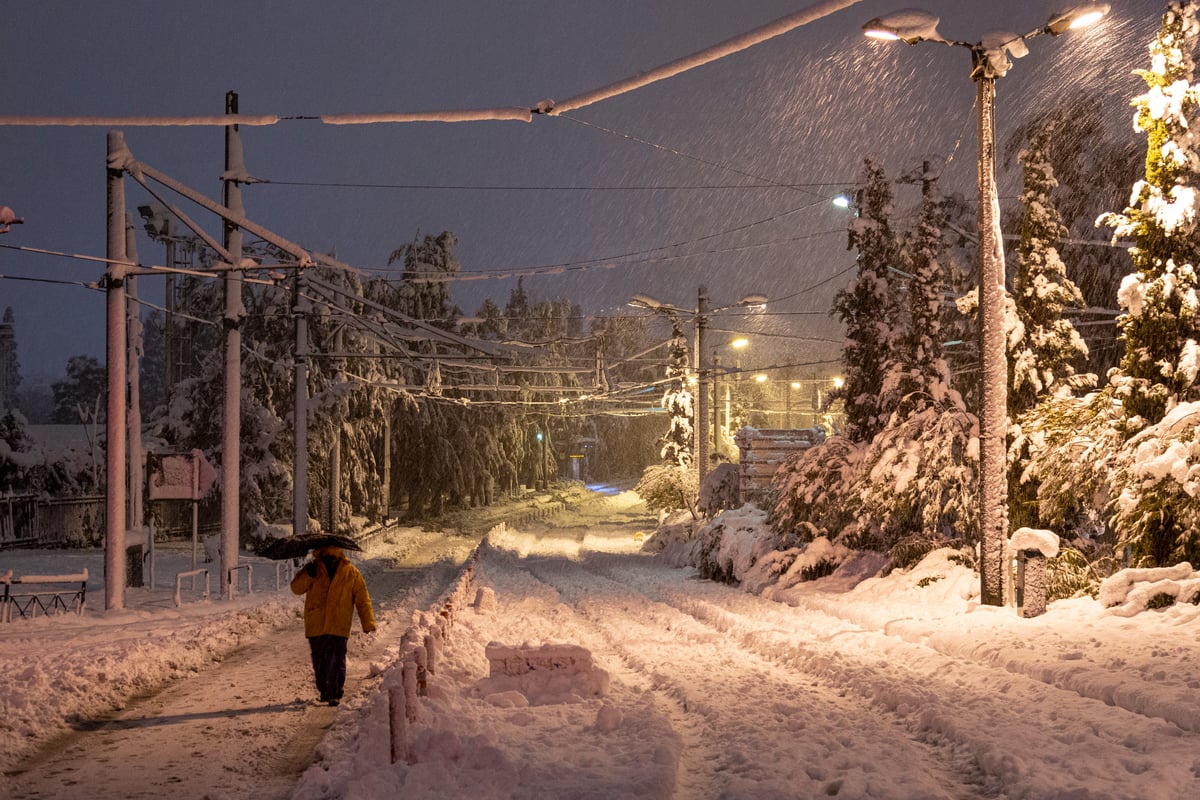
[389,685,407,764]
[1017,549,1049,618]
[414,644,429,696]
[402,660,419,722]
[424,631,441,675]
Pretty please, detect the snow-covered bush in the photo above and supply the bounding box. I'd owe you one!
[1018,389,1122,540]
[769,435,865,542]
[634,464,698,520]
[767,536,856,592]
[1110,401,1200,565]
[691,506,777,586]
[698,462,739,518]
[1098,562,1200,616]
[855,401,977,554]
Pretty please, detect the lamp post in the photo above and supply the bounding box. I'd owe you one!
[630,290,765,484]
[864,3,1108,607]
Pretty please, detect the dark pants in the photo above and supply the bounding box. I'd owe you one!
[307,634,348,701]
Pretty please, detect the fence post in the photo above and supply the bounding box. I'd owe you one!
[389,685,407,764]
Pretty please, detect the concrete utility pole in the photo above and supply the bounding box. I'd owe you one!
[124,213,144,538]
[696,285,710,485]
[105,130,129,610]
[221,91,244,598]
[293,270,309,538]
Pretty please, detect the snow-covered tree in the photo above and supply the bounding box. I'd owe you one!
[1099,0,1200,432]
[1007,124,1093,530]
[1094,1,1200,566]
[833,159,902,441]
[51,356,107,424]
[890,162,954,417]
[1004,97,1141,378]
[659,316,694,469]
[1010,125,1092,415]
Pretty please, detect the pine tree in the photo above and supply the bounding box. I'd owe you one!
[833,159,901,442]
[892,162,954,417]
[1010,125,1091,416]
[660,316,694,469]
[1099,0,1200,432]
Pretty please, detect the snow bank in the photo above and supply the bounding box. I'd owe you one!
[1098,562,1200,616]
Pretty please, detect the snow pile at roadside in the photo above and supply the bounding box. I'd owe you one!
[0,588,296,773]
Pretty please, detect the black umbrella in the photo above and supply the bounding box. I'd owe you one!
[259,532,363,560]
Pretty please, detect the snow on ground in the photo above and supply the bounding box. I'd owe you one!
[4,493,1200,798]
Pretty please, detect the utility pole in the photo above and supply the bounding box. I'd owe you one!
[221,91,244,598]
[696,285,710,484]
[293,270,309,538]
[104,130,129,611]
[124,214,144,541]
[329,324,343,532]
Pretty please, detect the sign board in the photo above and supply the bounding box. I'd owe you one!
[148,449,217,501]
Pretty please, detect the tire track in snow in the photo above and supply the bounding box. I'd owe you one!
[587,555,1200,799]
[515,550,983,800]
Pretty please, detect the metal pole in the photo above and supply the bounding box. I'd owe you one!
[221,91,244,599]
[329,325,343,531]
[164,233,176,403]
[976,72,1007,607]
[712,355,721,457]
[696,285,710,483]
[105,129,128,611]
[293,270,309,538]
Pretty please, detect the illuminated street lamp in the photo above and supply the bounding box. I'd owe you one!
[864,3,1108,606]
[629,288,766,482]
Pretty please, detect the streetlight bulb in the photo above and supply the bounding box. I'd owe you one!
[864,27,901,40]
[790,382,802,390]
[754,374,768,383]
[730,338,749,349]
[832,195,851,208]
[832,376,845,389]
[1045,3,1110,35]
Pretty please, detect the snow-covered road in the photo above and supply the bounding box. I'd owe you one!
[311,495,1200,799]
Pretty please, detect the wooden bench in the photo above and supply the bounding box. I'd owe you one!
[1,568,89,622]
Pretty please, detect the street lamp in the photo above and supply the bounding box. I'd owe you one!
[629,288,766,483]
[864,3,1108,607]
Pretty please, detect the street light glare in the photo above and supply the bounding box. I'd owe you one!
[832,194,851,208]
[864,27,901,41]
[1046,3,1110,35]
[730,338,749,349]
[754,374,769,383]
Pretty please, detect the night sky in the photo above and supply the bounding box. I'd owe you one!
[0,1,1166,383]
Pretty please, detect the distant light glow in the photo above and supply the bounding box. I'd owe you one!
[790,381,802,390]
[832,195,851,208]
[833,376,845,389]
[730,338,749,349]
[754,374,768,383]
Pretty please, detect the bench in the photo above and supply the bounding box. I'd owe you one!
[1,568,89,622]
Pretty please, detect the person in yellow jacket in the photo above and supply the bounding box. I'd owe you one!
[290,544,376,706]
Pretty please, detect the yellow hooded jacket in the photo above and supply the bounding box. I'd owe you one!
[290,549,376,638]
